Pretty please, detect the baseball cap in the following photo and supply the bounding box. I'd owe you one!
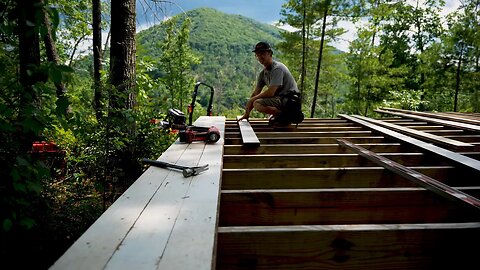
[252,42,272,52]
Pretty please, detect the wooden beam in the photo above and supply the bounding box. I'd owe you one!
[337,139,480,211]
[219,188,480,226]
[221,166,478,190]
[350,114,474,151]
[339,114,480,173]
[254,130,372,138]
[216,223,480,270]
[226,131,375,139]
[223,143,412,155]
[222,152,447,169]
[236,117,260,146]
[225,136,386,145]
[446,134,480,143]
[381,107,480,126]
[403,125,446,130]
[375,108,480,133]
[242,126,364,132]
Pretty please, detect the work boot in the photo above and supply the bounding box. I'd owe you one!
[268,114,291,127]
[291,110,304,124]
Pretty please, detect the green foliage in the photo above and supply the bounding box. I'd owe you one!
[137,8,282,117]
[157,17,200,109]
[2,2,480,268]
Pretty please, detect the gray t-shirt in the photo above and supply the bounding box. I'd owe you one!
[256,60,300,96]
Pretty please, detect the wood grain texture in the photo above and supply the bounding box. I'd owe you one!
[219,188,480,226]
[216,223,480,270]
[236,117,260,146]
[355,114,474,151]
[221,166,479,190]
[50,116,225,270]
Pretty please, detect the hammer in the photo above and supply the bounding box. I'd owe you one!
[141,158,209,178]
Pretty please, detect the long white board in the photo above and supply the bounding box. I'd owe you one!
[50,116,225,270]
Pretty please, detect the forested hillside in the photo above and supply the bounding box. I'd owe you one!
[1,1,479,269]
[137,8,283,116]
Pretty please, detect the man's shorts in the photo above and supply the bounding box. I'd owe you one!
[256,96,285,110]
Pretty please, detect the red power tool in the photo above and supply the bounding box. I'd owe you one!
[159,82,221,144]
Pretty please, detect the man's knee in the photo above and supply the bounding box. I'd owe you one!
[253,99,264,112]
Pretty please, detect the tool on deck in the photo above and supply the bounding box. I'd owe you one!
[159,82,221,144]
[142,158,209,177]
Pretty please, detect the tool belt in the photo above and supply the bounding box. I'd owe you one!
[282,92,302,112]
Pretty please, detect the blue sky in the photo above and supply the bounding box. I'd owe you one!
[137,0,285,25]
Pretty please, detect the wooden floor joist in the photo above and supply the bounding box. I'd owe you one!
[218,113,480,270]
[221,166,476,190]
[376,108,480,133]
[337,138,480,210]
[339,114,480,172]
[216,223,480,270]
[352,113,475,151]
[381,107,480,126]
[51,110,480,270]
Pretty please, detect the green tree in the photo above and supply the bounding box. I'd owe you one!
[158,16,200,110]
[347,27,409,115]
[279,0,351,117]
[379,0,444,95]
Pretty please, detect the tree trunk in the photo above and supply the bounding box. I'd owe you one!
[18,0,42,153]
[107,0,138,197]
[41,4,70,116]
[92,0,103,121]
[300,2,306,94]
[310,4,328,118]
[454,44,464,112]
[110,0,136,114]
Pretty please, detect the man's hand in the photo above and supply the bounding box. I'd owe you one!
[237,113,249,122]
[238,98,255,122]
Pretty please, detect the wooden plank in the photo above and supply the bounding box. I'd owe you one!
[154,116,225,270]
[351,114,474,151]
[216,223,480,270]
[103,143,207,270]
[381,107,480,126]
[222,152,448,169]
[49,144,190,270]
[236,117,260,146]
[445,134,480,143]
[254,130,372,138]
[403,125,446,130]
[243,126,364,132]
[50,116,225,270]
[339,114,480,173]
[375,108,480,133]
[225,131,375,139]
[223,143,412,155]
[221,166,479,190]
[219,188,480,226]
[225,136,387,145]
[337,139,480,210]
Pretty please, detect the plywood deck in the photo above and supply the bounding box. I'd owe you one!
[49,116,225,270]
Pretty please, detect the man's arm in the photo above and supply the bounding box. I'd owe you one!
[238,85,279,121]
[252,85,278,100]
[238,86,263,121]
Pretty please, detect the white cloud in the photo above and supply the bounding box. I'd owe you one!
[327,0,460,52]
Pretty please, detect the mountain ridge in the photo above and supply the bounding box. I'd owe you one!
[136,7,285,114]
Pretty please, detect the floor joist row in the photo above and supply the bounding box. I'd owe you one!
[217,111,480,269]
